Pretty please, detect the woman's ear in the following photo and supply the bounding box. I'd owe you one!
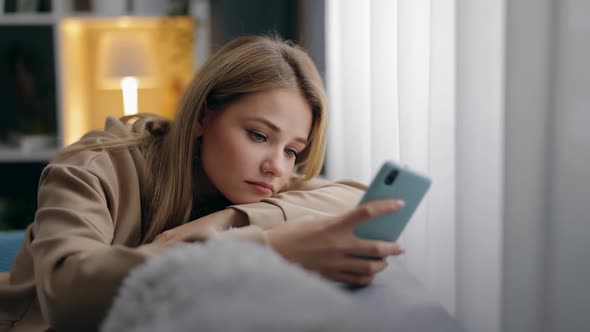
[195,119,205,136]
[195,108,210,136]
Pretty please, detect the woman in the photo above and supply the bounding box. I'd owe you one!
[0,35,405,332]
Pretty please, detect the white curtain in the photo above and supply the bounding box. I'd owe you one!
[325,0,456,314]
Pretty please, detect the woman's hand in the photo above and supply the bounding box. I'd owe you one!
[266,199,406,286]
[153,209,248,243]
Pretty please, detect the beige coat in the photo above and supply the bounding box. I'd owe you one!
[0,117,365,332]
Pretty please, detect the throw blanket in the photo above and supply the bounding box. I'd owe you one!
[101,239,462,332]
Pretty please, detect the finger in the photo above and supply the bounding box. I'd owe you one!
[339,199,405,228]
[347,240,404,258]
[336,256,389,275]
[321,271,376,286]
[316,254,388,275]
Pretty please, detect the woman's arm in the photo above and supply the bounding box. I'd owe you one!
[230,177,366,227]
[154,177,366,244]
[154,177,406,286]
[31,163,181,331]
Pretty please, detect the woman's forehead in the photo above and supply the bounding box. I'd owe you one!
[216,88,313,138]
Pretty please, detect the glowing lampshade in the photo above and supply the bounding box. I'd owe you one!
[99,33,156,116]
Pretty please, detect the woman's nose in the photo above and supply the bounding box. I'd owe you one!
[260,151,286,177]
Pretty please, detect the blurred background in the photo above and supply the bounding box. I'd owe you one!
[0,1,589,332]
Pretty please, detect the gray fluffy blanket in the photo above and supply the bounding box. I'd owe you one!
[101,239,462,332]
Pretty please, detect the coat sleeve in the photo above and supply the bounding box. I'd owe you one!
[226,177,367,235]
[31,163,180,332]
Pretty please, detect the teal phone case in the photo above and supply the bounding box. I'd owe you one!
[353,161,432,242]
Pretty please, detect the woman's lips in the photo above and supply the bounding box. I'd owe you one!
[246,181,274,194]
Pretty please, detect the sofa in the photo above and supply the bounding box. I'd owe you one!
[0,230,25,272]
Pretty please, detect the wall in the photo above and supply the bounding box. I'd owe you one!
[209,0,299,48]
[300,0,325,82]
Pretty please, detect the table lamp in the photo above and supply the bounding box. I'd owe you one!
[100,32,156,116]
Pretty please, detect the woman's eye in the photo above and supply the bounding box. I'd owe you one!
[248,130,267,142]
[285,148,298,157]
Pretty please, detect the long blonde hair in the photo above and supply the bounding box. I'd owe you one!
[62,35,329,243]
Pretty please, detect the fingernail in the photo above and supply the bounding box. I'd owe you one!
[399,248,406,254]
[396,200,406,208]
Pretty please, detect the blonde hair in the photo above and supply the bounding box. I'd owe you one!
[60,35,329,243]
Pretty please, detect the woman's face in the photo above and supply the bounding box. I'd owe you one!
[199,87,312,204]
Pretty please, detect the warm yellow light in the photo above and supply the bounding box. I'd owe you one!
[63,20,81,34]
[59,16,195,146]
[117,17,132,28]
[120,77,139,116]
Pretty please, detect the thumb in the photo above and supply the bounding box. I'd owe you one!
[340,199,405,228]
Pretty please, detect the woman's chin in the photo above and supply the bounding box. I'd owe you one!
[226,194,266,205]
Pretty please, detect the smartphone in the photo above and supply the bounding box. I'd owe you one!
[354,161,432,242]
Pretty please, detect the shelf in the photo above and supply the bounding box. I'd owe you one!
[0,13,56,25]
[0,147,56,163]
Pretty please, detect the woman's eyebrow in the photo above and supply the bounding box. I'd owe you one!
[247,117,308,145]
